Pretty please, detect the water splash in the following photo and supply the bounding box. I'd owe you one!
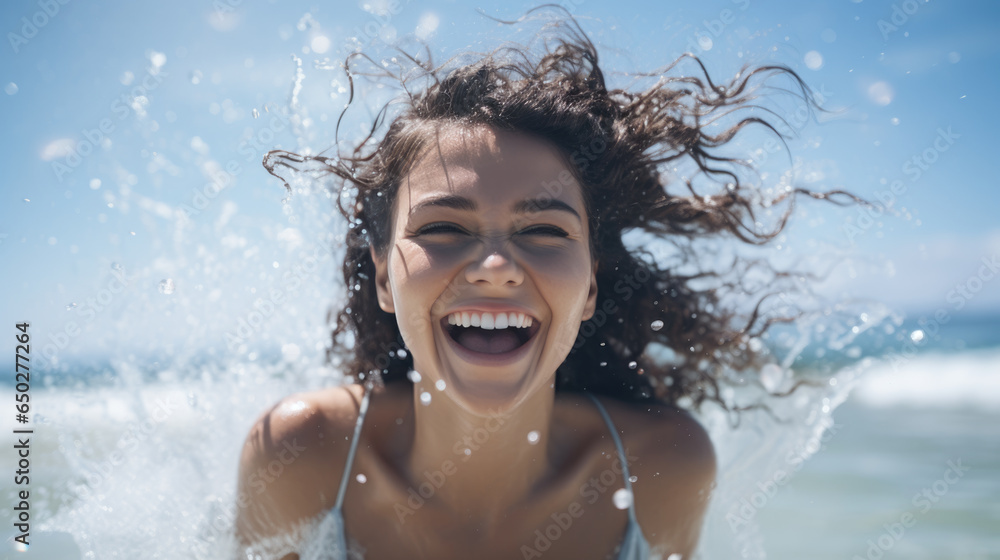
[289,55,305,111]
[17,17,901,560]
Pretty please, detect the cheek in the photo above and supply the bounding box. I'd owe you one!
[530,253,595,339]
[527,250,592,294]
[388,245,455,337]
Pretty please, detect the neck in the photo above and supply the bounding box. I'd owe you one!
[402,376,556,525]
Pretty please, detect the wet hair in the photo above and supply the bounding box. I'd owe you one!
[264,7,861,410]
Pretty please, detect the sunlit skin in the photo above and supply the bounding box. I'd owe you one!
[367,123,599,517]
[235,124,717,560]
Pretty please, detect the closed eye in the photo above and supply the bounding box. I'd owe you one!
[517,225,569,237]
[415,223,569,237]
[416,223,467,236]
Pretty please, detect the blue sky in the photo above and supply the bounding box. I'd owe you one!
[2,0,998,365]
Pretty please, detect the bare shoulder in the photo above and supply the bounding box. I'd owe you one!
[618,398,715,470]
[234,384,367,545]
[582,394,716,471]
[591,395,717,556]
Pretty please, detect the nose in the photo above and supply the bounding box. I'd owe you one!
[465,236,524,287]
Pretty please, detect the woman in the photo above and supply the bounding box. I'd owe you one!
[234,11,847,560]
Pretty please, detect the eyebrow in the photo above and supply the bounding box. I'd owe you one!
[408,194,582,222]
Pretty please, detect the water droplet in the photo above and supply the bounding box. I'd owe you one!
[910,330,924,343]
[628,475,638,483]
[4,82,18,95]
[419,391,432,405]
[158,279,175,295]
[111,262,124,274]
[867,81,894,106]
[628,361,637,369]
[599,361,607,367]
[650,320,664,331]
[272,261,279,268]
[435,379,446,391]
[407,370,422,383]
[66,303,78,311]
[252,108,259,119]
[89,178,101,190]
[150,51,166,68]
[612,488,633,510]
[463,448,472,456]
[890,117,900,126]
[281,343,300,362]
[356,473,367,484]
[760,363,786,393]
[190,70,202,85]
[804,50,823,70]
[527,430,540,444]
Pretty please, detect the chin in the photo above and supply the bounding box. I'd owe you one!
[444,377,534,415]
[425,323,552,415]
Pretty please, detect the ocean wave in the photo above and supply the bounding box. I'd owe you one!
[851,347,1000,412]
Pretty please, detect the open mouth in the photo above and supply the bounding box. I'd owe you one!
[440,312,541,356]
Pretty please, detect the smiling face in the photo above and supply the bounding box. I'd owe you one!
[369,123,599,412]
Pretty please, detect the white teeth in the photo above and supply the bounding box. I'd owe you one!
[446,311,533,329]
[481,313,495,329]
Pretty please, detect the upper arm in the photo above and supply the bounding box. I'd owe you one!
[630,406,717,558]
[233,389,359,547]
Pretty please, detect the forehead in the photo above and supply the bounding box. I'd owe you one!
[397,124,585,217]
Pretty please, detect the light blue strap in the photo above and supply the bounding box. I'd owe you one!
[586,392,640,523]
[334,385,372,510]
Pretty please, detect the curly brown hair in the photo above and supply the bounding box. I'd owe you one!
[263,8,860,410]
